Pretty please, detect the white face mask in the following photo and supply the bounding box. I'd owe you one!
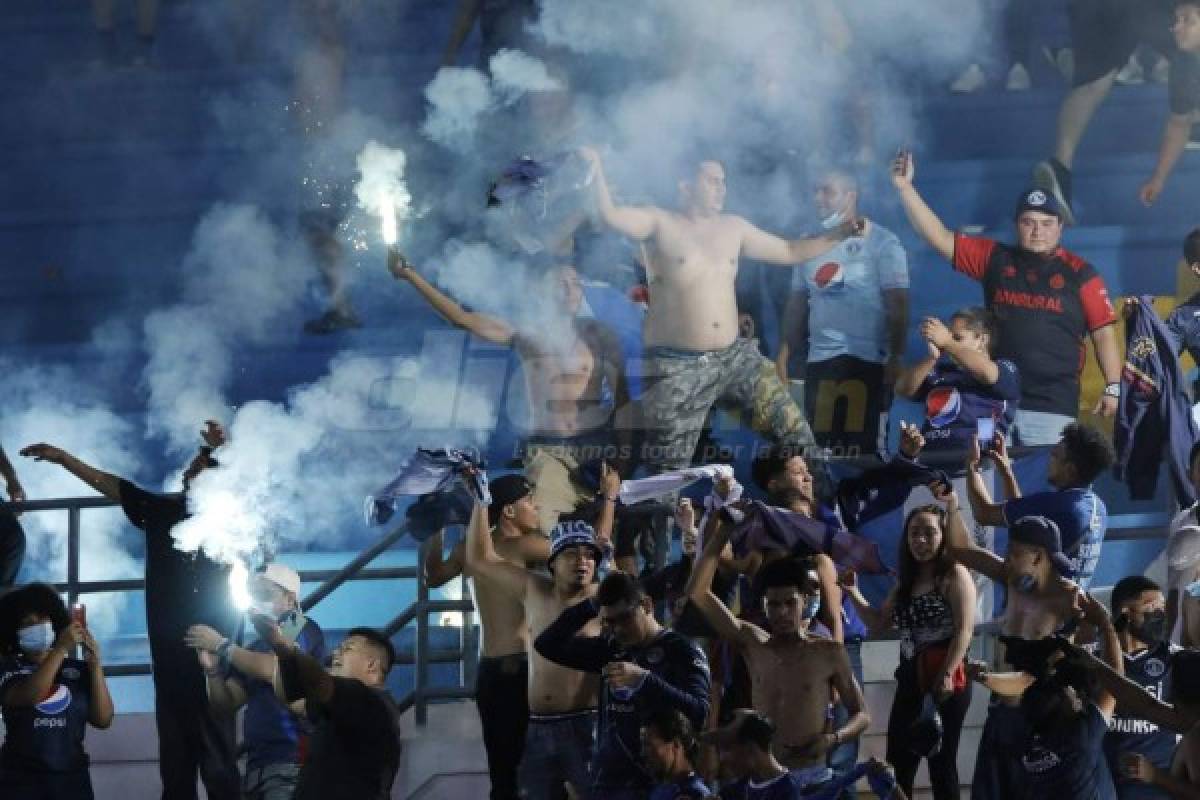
[820,208,848,230]
[18,621,55,653]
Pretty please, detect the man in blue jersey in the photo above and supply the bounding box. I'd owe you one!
[778,166,910,455]
[642,708,712,799]
[535,570,711,800]
[186,564,326,800]
[1104,576,1180,800]
[965,421,1114,590]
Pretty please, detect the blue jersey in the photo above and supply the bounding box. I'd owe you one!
[748,770,810,799]
[1020,703,1117,800]
[650,772,712,799]
[236,615,326,769]
[915,358,1020,451]
[1104,643,1180,800]
[0,657,92,773]
[1004,487,1107,590]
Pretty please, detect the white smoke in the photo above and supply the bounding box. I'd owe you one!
[0,361,143,635]
[353,141,414,246]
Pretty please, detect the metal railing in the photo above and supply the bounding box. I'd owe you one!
[7,494,479,721]
[6,470,1178,718]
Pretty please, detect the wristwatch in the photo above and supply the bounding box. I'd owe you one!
[1103,382,1120,398]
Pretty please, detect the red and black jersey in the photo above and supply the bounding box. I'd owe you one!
[952,234,1116,417]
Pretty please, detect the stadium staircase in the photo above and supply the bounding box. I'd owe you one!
[1,1,1196,797]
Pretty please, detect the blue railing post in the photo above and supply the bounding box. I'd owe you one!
[415,537,431,725]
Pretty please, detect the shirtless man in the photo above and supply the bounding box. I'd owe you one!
[463,471,620,800]
[392,254,631,533]
[579,147,851,470]
[940,470,1086,800]
[423,474,549,800]
[686,527,870,792]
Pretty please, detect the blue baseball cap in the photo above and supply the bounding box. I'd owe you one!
[1015,188,1064,221]
[1010,516,1073,575]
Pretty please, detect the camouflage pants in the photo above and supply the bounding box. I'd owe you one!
[640,338,817,471]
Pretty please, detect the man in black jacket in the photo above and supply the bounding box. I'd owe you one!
[21,422,241,800]
[535,570,710,800]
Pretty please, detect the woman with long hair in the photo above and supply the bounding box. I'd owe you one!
[842,489,976,800]
[0,583,114,799]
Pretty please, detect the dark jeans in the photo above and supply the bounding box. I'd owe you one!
[828,638,864,800]
[886,659,974,800]
[476,653,530,800]
[520,710,596,800]
[152,649,240,800]
[0,506,26,589]
[0,768,94,799]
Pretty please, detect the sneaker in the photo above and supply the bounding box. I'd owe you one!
[1032,158,1076,225]
[950,63,987,94]
[1005,63,1032,91]
[303,309,363,335]
[1115,56,1145,85]
[1151,57,1170,84]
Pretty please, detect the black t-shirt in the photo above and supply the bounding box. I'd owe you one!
[118,481,238,661]
[1169,50,1200,116]
[0,657,92,773]
[295,678,402,800]
[952,235,1116,416]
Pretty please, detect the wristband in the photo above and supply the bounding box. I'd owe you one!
[216,638,233,669]
[1103,382,1120,398]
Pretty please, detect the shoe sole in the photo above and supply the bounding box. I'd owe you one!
[1031,161,1076,226]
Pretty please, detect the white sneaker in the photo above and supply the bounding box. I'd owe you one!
[1115,56,1145,85]
[1151,57,1170,84]
[951,63,987,94]
[1006,63,1031,91]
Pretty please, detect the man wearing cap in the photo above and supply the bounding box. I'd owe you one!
[891,151,1121,445]
[965,422,1114,591]
[942,497,1088,800]
[184,564,326,800]
[426,474,551,800]
[464,489,618,800]
[686,534,869,792]
[536,570,711,800]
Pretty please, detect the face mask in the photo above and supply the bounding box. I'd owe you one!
[820,208,847,231]
[1131,610,1168,647]
[802,595,821,621]
[1013,573,1038,594]
[18,622,55,653]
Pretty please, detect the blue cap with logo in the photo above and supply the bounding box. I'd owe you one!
[1015,188,1064,220]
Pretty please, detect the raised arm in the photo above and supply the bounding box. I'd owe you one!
[684,518,769,648]
[424,530,465,589]
[464,500,530,601]
[890,151,954,261]
[440,0,480,66]
[0,444,24,504]
[841,570,894,636]
[964,439,1008,527]
[389,257,515,346]
[1081,591,1121,718]
[894,348,937,400]
[578,147,659,241]
[533,597,611,673]
[19,444,121,502]
[921,318,999,385]
[254,613,336,707]
[81,629,114,729]
[813,553,844,643]
[739,218,843,266]
[938,478,1006,581]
